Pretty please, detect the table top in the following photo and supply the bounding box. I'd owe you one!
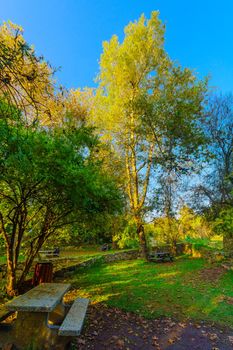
[7,283,71,312]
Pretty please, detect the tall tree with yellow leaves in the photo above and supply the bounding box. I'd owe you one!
[94,12,207,259]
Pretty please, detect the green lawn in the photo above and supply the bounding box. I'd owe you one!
[60,248,128,259]
[69,257,233,326]
[0,255,25,264]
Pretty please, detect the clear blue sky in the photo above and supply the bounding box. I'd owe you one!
[1,0,233,92]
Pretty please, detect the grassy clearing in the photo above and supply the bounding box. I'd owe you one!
[69,257,233,327]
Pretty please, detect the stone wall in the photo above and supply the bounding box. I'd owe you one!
[54,250,139,278]
[103,249,139,262]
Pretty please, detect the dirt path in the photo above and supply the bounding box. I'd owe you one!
[75,304,233,350]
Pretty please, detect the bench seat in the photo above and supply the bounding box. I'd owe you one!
[58,298,89,336]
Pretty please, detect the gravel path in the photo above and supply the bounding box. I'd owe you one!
[74,304,233,350]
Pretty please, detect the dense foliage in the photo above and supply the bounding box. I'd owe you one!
[0,103,122,294]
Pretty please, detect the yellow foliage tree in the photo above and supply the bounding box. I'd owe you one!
[0,21,62,125]
[93,12,207,259]
[93,12,166,258]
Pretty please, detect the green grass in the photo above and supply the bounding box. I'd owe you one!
[69,257,233,326]
[0,254,25,264]
[60,248,130,259]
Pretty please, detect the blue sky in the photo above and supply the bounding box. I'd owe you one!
[1,0,233,92]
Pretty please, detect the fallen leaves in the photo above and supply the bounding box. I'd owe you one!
[168,338,175,344]
[209,333,219,341]
[178,322,186,328]
[116,338,124,348]
[228,335,233,344]
[77,338,86,345]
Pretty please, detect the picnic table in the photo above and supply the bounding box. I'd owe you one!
[148,251,174,262]
[0,283,89,349]
[38,247,60,258]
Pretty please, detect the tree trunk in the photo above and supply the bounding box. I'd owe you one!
[171,239,177,256]
[223,234,233,256]
[6,261,17,296]
[136,219,148,260]
[5,244,18,296]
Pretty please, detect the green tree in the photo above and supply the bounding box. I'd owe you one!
[0,104,122,296]
[215,208,233,252]
[152,206,211,251]
[153,216,180,249]
[178,206,211,239]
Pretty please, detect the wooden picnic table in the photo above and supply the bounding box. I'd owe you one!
[1,283,89,350]
[148,251,174,262]
[38,247,60,258]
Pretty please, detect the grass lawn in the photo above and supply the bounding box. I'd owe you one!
[69,257,233,327]
[60,248,128,259]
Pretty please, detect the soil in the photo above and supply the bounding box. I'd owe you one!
[74,304,233,350]
[197,267,226,284]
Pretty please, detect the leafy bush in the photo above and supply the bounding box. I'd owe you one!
[113,221,139,249]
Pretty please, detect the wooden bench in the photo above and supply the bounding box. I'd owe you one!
[148,251,173,262]
[58,298,89,336]
[39,248,60,258]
